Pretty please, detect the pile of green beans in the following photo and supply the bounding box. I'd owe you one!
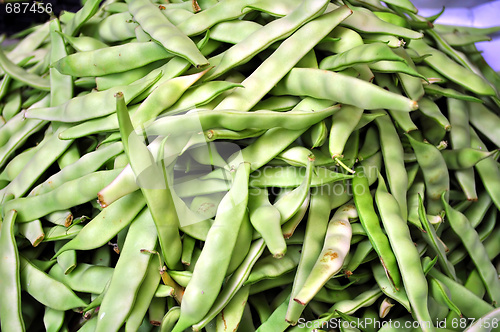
[1,0,500,331]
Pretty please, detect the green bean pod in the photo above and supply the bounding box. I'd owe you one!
[0,209,25,331]
[172,162,250,331]
[3,169,121,222]
[272,68,418,112]
[375,175,434,331]
[293,203,355,306]
[409,39,496,96]
[248,188,286,258]
[441,148,498,170]
[95,208,158,331]
[127,0,208,67]
[30,142,123,196]
[206,0,329,79]
[406,133,449,215]
[442,195,500,306]
[20,256,87,311]
[214,5,353,112]
[25,72,161,122]
[286,188,330,325]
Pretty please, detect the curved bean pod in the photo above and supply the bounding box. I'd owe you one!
[116,92,182,270]
[319,43,404,71]
[3,169,121,222]
[294,203,355,306]
[214,6,353,112]
[95,208,158,331]
[30,142,123,196]
[127,0,208,67]
[172,162,250,331]
[192,239,265,331]
[19,256,87,311]
[53,191,145,256]
[285,188,330,325]
[248,188,286,258]
[245,246,302,285]
[271,68,418,112]
[0,209,25,331]
[375,175,434,331]
[206,0,329,80]
[442,195,500,306]
[144,106,340,137]
[410,39,496,96]
[25,72,161,122]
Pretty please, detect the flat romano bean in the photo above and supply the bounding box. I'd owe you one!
[245,246,302,285]
[96,12,136,43]
[132,69,209,127]
[329,105,363,160]
[441,148,498,170]
[0,209,25,331]
[206,0,329,80]
[410,39,496,96]
[25,72,161,122]
[164,81,243,115]
[209,20,262,44]
[144,106,340,137]
[3,169,121,222]
[0,45,50,91]
[319,43,405,71]
[214,6,353,112]
[285,188,330,325]
[192,239,265,331]
[95,60,167,91]
[375,176,434,331]
[127,0,208,67]
[48,263,113,294]
[352,167,401,290]
[294,203,354,306]
[59,31,108,52]
[226,211,253,275]
[175,0,256,37]
[406,134,449,215]
[30,142,123,196]
[125,253,162,332]
[375,115,408,220]
[18,219,44,247]
[172,162,250,332]
[95,208,158,331]
[117,93,183,270]
[19,256,87,311]
[332,3,422,39]
[442,196,500,306]
[271,68,417,112]
[248,188,286,258]
[53,42,172,77]
[53,191,145,256]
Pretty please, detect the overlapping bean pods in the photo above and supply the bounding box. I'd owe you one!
[1,0,500,331]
